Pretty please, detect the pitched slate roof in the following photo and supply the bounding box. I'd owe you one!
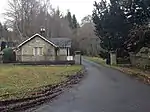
[50,38,72,48]
[18,33,58,48]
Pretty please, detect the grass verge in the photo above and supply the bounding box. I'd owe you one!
[0,65,82,100]
[85,56,150,84]
[84,56,106,66]
[113,66,150,84]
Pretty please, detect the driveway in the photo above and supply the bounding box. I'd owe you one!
[35,59,150,112]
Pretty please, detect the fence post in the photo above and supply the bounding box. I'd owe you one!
[110,51,117,65]
[129,52,136,66]
[75,51,82,65]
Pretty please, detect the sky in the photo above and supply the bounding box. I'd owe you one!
[0,0,8,23]
[0,0,109,23]
[50,0,96,22]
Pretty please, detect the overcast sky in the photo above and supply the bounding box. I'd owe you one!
[0,0,109,23]
[51,0,96,22]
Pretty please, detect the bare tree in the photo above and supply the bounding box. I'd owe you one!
[77,19,101,56]
[81,15,92,26]
[4,0,74,42]
[4,0,42,40]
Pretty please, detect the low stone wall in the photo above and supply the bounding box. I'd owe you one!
[16,55,72,62]
[130,54,150,69]
[57,55,67,61]
[14,60,75,65]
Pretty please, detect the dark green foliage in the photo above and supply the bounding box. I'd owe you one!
[0,23,3,38]
[66,11,73,29]
[65,11,79,52]
[1,41,6,51]
[122,0,150,52]
[72,14,78,29]
[125,25,150,52]
[92,0,129,51]
[3,48,16,63]
[92,0,150,54]
[122,0,150,26]
[99,50,108,59]
[106,53,111,65]
[65,11,78,29]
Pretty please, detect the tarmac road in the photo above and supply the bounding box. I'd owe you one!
[35,59,150,112]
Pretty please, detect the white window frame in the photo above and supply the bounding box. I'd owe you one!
[39,47,43,56]
[33,47,43,56]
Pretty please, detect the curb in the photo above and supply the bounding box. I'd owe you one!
[112,67,150,85]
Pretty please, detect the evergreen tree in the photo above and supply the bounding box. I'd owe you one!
[56,7,60,16]
[72,14,78,29]
[93,0,150,56]
[125,25,150,52]
[1,41,6,51]
[122,0,150,26]
[122,0,150,52]
[92,0,129,51]
[0,23,3,39]
[65,11,79,29]
[56,7,63,18]
[66,10,73,28]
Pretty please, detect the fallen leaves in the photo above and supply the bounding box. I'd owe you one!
[115,67,150,85]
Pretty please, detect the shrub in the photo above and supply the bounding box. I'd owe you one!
[99,51,108,59]
[3,48,16,63]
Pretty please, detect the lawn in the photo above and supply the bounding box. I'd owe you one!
[0,65,82,100]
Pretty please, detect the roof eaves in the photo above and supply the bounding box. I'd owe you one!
[17,33,58,48]
[36,34,58,48]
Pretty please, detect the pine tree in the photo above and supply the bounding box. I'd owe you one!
[122,0,150,52]
[122,0,150,26]
[0,23,3,39]
[93,0,150,55]
[72,14,77,29]
[92,0,129,51]
[56,7,60,16]
[66,10,73,28]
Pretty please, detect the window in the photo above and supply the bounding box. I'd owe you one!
[34,47,38,55]
[48,49,53,56]
[39,47,43,55]
[33,47,43,56]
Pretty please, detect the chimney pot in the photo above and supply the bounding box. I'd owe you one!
[40,28,46,37]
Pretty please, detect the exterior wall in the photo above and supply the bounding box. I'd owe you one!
[57,48,70,60]
[136,47,150,58]
[17,36,56,62]
[130,53,150,69]
[16,50,21,61]
[59,48,67,55]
